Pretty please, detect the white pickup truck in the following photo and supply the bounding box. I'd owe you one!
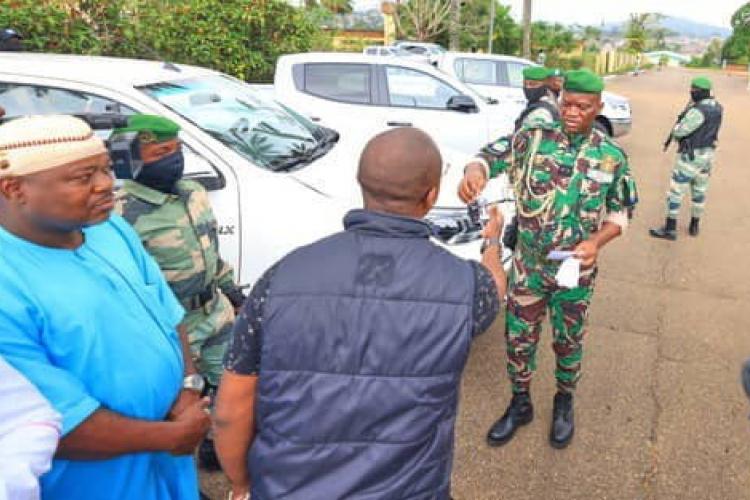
[0,53,513,288]
[267,52,517,156]
[438,52,632,137]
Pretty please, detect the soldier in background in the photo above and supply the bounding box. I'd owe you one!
[114,115,244,471]
[546,68,565,98]
[503,66,561,252]
[650,77,723,240]
[516,66,560,130]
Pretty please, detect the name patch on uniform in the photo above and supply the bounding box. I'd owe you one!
[587,169,614,184]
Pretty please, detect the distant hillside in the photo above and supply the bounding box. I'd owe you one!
[603,15,731,39]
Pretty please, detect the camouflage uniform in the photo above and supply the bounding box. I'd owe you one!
[521,93,560,129]
[477,122,638,394]
[115,179,236,386]
[666,98,720,219]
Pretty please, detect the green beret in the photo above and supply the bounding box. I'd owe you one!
[691,76,712,90]
[523,66,550,81]
[548,68,564,78]
[115,114,180,143]
[564,69,604,94]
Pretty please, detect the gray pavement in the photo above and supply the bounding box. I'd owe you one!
[202,68,750,500]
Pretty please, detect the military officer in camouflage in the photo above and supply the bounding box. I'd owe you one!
[650,76,723,240]
[546,68,565,98]
[503,67,563,250]
[459,70,638,449]
[114,115,244,470]
[515,66,561,131]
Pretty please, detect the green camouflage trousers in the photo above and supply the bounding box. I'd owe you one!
[182,293,235,386]
[666,149,715,219]
[506,252,596,394]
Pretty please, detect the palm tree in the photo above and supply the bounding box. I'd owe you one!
[319,0,353,15]
[624,13,650,54]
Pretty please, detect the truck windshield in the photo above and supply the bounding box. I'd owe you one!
[140,75,333,172]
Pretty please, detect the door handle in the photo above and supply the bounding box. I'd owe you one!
[387,121,413,127]
[309,116,321,122]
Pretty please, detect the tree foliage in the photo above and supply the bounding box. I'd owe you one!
[0,0,325,82]
[624,13,663,53]
[0,0,101,54]
[723,2,750,64]
[530,21,576,56]
[430,0,519,54]
[394,0,453,42]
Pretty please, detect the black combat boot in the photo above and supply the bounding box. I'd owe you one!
[487,392,534,446]
[689,217,700,237]
[649,217,677,241]
[549,391,574,449]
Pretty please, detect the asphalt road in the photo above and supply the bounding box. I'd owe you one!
[202,68,750,500]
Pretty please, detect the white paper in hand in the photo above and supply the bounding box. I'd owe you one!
[555,257,581,288]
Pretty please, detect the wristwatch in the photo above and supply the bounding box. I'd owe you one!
[481,236,502,254]
[183,374,205,393]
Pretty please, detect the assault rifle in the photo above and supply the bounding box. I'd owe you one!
[663,102,692,153]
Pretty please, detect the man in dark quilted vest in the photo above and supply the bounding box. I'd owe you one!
[213,127,507,500]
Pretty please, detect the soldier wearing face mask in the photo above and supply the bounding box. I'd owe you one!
[515,66,561,131]
[650,77,723,240]
[501,67,562,251]
[114,115,245,472]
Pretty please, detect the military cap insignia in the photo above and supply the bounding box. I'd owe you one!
[138,130,157,144]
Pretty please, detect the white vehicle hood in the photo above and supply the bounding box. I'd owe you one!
[290,132,510,209]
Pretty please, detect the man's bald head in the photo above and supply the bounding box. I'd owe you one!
[357,128,442,217]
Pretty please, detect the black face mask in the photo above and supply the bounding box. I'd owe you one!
[136,150,185,194]
[691,88,710,103]
[524,86,547,103]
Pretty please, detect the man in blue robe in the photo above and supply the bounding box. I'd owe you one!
[0,115,211,500]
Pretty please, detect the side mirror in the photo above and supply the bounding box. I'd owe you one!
[185,172,226,192]
[447,95,479,113]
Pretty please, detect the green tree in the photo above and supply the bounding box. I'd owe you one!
[580,25,602,51]
[530,21,576,56]
[625,12,667,52]
[1,0,328,82]
[723,2,750,64]
[318,0,353,14]
[433,0,520,54]
[129,0,322,81]
[0,0,101,53]
[701,38,723,67]
[624,13,653,53]
[395,0,453,42]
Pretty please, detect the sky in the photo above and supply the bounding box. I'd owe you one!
[354,0,743,29]
[502,0,741,29]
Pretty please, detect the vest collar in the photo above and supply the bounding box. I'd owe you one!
[344,209,432,239]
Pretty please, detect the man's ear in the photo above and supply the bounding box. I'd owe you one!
[422,185,440,213]
[0,177,24,203]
